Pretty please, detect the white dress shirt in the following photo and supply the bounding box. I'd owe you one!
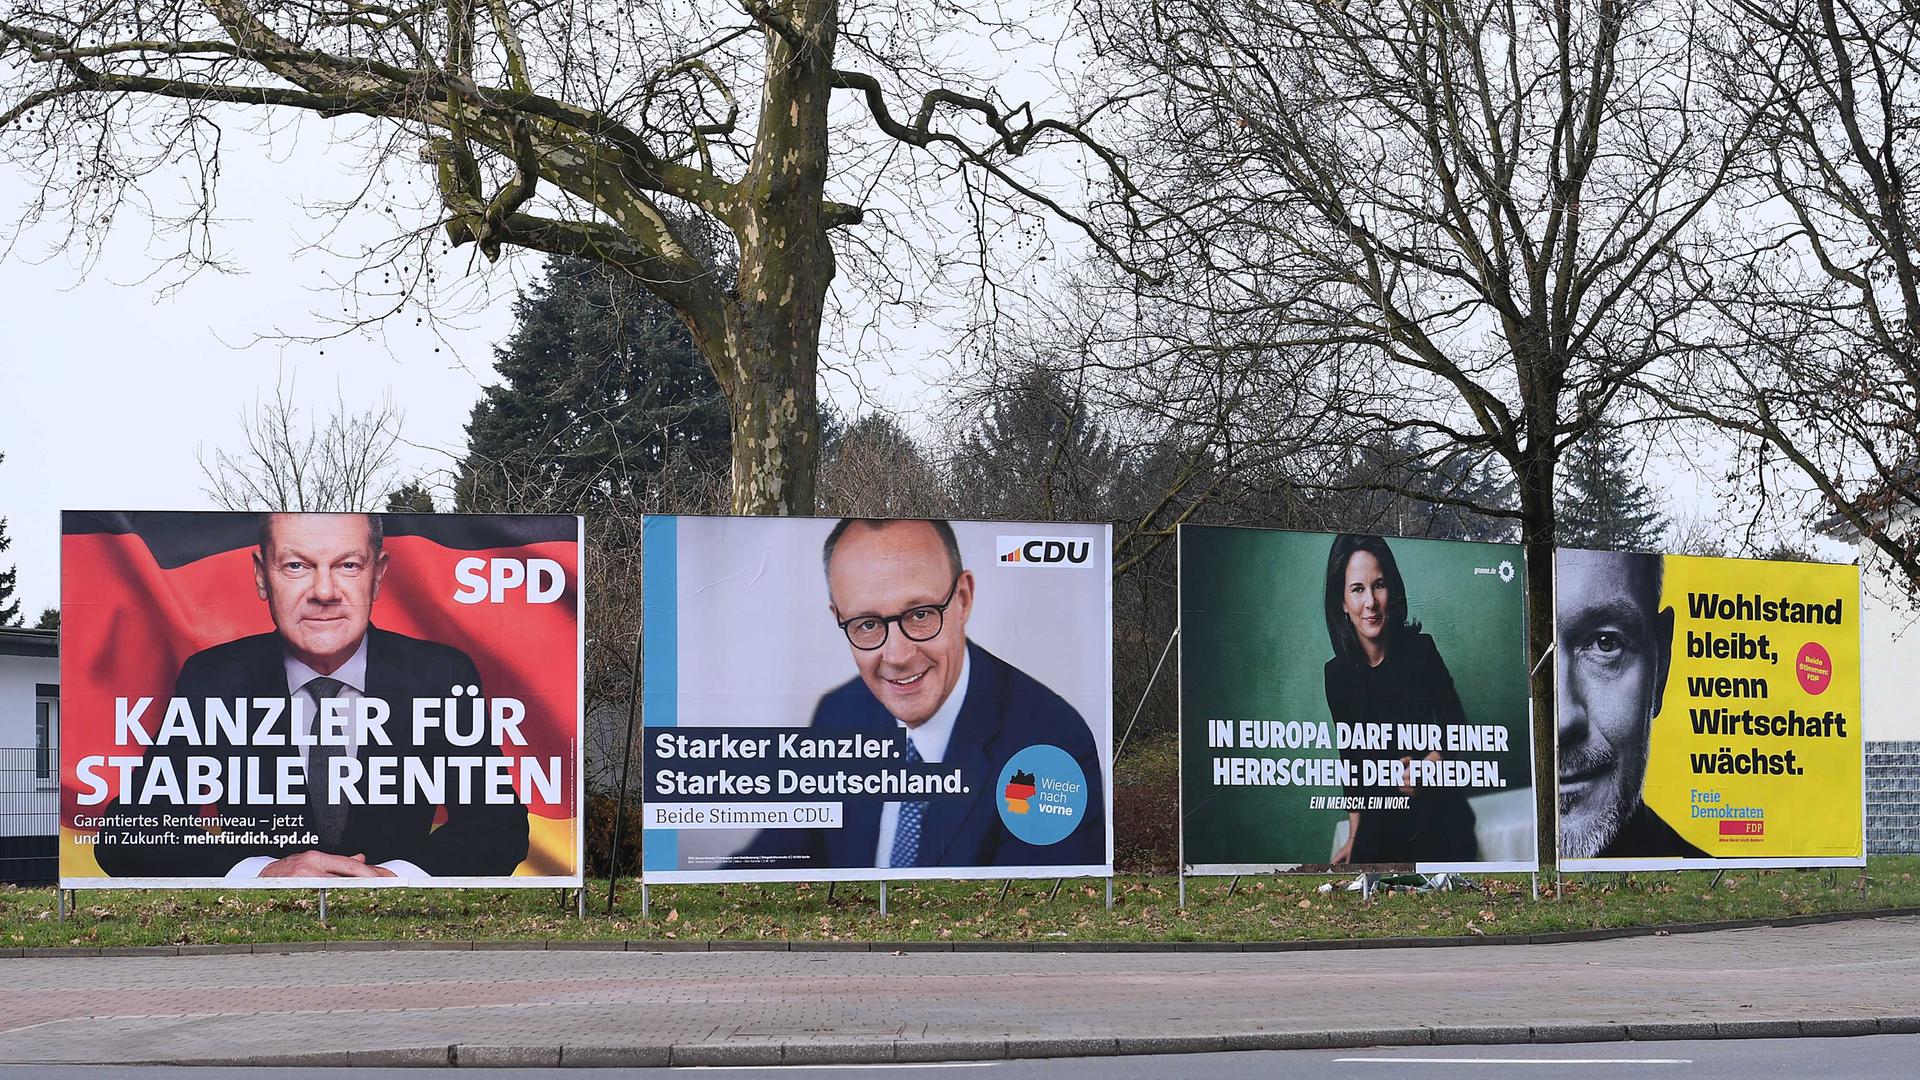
[875,652,970,868]
[226,635,427,879]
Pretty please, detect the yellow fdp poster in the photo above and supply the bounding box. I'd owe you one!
[1555,550,1863,870]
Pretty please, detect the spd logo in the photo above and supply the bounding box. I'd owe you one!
[995,535,1095,568]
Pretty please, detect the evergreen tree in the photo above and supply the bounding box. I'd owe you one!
[34,608,58,631]
[0,453,19,627]
[1556,425,1668,550]
[950,368,1123,521]
[456,257,730,513]
[1317,431,1518,542]
[385,481,437,513]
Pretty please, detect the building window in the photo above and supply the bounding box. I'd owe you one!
[35,685,58,786]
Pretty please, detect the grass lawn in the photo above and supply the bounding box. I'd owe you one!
[6,858,1913,949]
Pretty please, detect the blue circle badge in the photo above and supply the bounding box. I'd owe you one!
[995,744,1089,846]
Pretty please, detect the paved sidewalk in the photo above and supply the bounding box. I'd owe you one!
[1,917,1916,1066]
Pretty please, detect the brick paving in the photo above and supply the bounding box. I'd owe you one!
[0,917,1915,1064]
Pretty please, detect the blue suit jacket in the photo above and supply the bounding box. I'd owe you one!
[735,641,1105,870]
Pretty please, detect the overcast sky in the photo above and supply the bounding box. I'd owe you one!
[0,117,940,621]
[0,94,1843,623]
[0,130,535,619]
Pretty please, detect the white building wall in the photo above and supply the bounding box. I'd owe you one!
[1860,541,1920,743]
[0,650,60,840]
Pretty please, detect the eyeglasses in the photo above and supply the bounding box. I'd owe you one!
[836,575,962,651]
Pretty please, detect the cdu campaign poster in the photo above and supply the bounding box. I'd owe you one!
[640,515,1113,883]
[1556,549,1864,870]
[1179,525,1538,874]
[59,511,583,888]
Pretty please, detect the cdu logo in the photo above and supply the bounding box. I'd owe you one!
[995,535,1095,568]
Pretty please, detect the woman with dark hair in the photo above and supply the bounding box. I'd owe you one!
[1323,534,1477,865]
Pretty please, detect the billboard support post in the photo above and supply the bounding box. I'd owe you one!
[1105,879,1112,911]
[639,884,649,920]
[879,882,888,916]
[317,889,327,925]
[605,629,645,916]
[55,890,64,921]
[1116,629,1179,761]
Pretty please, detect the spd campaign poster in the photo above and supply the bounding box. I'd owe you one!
[60,511,584,888]
[640,515,1113,883]
[1555,549,1863,870]
[1180,525,1537,874]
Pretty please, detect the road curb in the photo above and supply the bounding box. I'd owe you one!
[21,904,1919,960]
[176,1015,1920,1068]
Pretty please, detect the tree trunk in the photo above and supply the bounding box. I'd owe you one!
[720,0,839,517]
[1517,452,1559,870]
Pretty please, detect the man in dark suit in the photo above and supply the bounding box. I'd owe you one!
[95,512,528,879]
[1556,548,1704,859]
[734,518,1104,869]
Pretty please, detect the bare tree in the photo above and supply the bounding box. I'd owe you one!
[199,379,405,512]
[1649,0,1920,594]
[1,1,1135,516]
[1079,0,1756,858]
[816,413,952,519]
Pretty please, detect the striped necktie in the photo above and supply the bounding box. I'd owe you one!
[890,740,927,868]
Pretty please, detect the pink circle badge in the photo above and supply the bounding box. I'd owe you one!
[1796,641,1832,695]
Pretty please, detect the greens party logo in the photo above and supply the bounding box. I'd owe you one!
[995,745,1089,845]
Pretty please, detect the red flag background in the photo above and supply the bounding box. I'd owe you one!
[59,512,582,881]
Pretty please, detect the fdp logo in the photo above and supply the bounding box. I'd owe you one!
[995,535,1095,568]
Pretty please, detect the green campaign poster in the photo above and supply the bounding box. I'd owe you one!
[1179,525,1537,873]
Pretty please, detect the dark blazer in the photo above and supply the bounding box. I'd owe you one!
[1323,631,1478,864]
[94,627,529,878]
[734,642,1106,870]
[1596,802,1708,859]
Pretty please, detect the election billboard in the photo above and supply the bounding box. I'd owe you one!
[1180,525,1537,874]
[1555,549,1864,870]
[60,511,583,888]
[641,515,1113,883]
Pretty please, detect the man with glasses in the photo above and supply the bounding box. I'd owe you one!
[735,517,1103,870]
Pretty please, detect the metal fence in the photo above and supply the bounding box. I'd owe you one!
[0,747,59,885]
[1868,741,1920,856]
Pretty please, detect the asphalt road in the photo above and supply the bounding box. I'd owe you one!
[5,1035,1916,1078]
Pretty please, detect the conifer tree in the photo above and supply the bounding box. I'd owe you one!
[0,454,20,627]
[1556,426,1668,551]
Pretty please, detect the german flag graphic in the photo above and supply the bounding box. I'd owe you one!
[1004,769,1037,814]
